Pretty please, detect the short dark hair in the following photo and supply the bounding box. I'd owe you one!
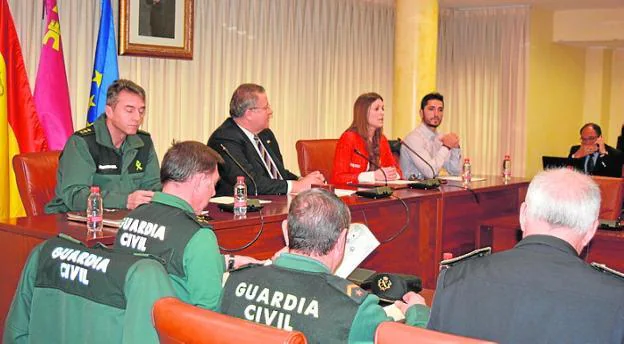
[580,123,602,136]
[106,79,146,107]
[420,92,444,110]
[161,141,224,184]
[287,189,351,256]
[229,83,265,118]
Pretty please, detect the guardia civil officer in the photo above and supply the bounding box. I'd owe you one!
[46,79,161,213]
[114,141,259,311]
[220,188,430,343]
[428,168,624,343]
[4,236,174,343]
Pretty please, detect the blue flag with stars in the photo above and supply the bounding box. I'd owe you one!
[87,0,119,124]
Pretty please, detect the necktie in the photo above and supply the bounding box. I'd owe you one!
[586,153,596,174]
[254,135,283,180]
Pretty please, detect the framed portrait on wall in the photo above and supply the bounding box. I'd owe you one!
[119,0,194,59]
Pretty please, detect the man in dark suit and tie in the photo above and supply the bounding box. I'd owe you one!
[568,123,623,178]
[208,83,325,196]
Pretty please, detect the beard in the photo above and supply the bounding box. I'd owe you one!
[424,118,441,128]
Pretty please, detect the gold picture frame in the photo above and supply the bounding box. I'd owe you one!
[119,0,194,59]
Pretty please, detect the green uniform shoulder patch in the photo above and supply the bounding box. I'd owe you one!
[75,126,95,137]
[440,247,491,269]
[325,274,368,304]
[591,262,624,282]
[229,263,264,273]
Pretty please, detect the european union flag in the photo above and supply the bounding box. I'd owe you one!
[87,0,119,124]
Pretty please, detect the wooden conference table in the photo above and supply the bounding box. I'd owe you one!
[0,176,530,332]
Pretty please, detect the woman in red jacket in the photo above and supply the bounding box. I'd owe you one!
[331,92,402,185]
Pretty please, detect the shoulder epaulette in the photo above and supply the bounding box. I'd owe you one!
[75,126,95,137]
[137,129,151,137]
[195,214,213,227]
[440,247,491,269]
[57,233,85,246]
[591,262,624,281]
[229,263,264,273]
[326,274,368,304]
[182,211,213,228]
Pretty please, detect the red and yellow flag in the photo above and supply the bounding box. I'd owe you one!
[0,0,48,219]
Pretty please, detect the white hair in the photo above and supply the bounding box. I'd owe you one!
[525,168,600,234]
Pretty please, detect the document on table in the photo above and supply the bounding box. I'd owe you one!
[66,211,124,228]
[334,189,356,197]
[209,196,272,204]
[356,179,413,186]
[335,223,379,278]
[437,175,487,182]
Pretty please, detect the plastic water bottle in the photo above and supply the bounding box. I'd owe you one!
[233,176,248,217]
[87,186,103,234]
[462,158,472,184]
[502,154,512,180]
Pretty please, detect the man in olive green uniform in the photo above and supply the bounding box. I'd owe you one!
[114,141,260,311]
[221,189,430,343]
[4,235,175,344]
[45,79,161,213]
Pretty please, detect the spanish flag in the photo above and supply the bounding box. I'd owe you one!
[0,0,48,219]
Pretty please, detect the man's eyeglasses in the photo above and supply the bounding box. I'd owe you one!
[581,136,598,143]
[249,104,272,112]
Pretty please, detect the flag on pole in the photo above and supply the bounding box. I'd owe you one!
[87,0,118,124]
[34,0,73,150]
[0,0,48,218]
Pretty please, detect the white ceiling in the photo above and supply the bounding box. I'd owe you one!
[439,0,624,10]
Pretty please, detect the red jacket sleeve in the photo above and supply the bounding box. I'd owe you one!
[331,132,368,185]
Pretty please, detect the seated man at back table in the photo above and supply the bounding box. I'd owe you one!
[568,122,623,177]
[220,188,430,343]
[400,92,462,180]
[208,83,324,196]
[428,168,624,343]
[46,79,161,213]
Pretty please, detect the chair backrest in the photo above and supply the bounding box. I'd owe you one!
[591,176,624,220]
[388,139,401,166]
[153,297,307,344]
[12,150,61,216]
[375,322,497,344]
[295,139,338,178]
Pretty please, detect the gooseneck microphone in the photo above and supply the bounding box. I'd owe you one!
[219,144,259,197]
[397,138,436,179]
[354,148,388,186]
[353,148,393,198]
[397,138,442,189]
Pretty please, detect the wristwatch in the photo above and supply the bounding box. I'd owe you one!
[227,254,235,271]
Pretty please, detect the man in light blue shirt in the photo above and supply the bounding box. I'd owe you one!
[400,93,462,179]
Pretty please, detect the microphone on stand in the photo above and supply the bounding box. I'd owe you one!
[396,138,442,190]
[219,144,261,207]
[353,149,393,198]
